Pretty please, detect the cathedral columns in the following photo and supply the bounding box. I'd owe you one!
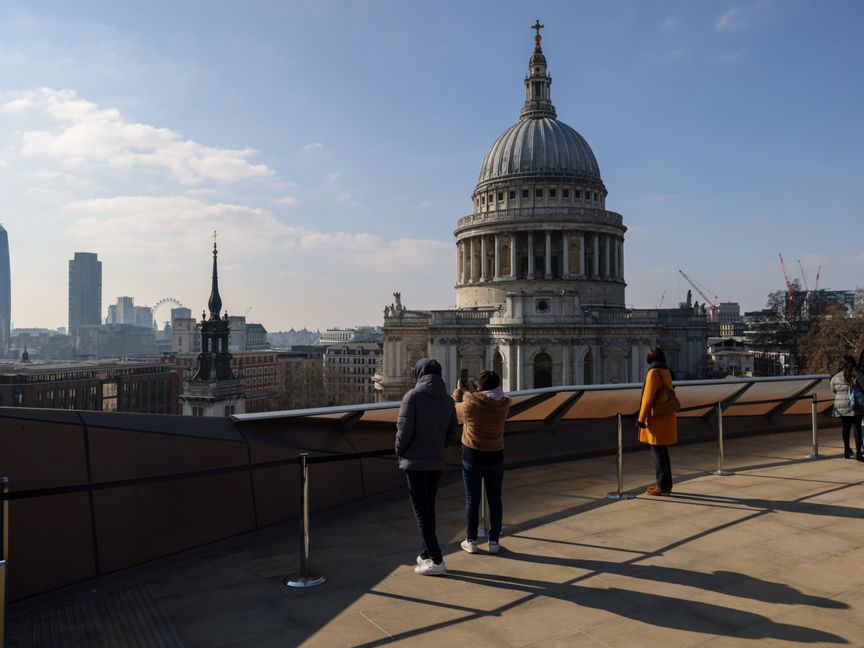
[448,343,458,389]
[510,233,517,279]
[593,234,600,277]
[517,343,525,390]
[618,238,624,279]
[480,236,488,281]
[545,231,552,279]
[562,345,571,386]
[464,241,470,283]
[605,235,611,278]
[562,231,570,277]
[469,238,476,282]
[494,234,501,279]
[579,233,586,278]
[527,232,534,279]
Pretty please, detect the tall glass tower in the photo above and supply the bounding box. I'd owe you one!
[0,225,10,357]
[68,252,102,340]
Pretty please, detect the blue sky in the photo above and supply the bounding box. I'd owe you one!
[0,0,861,330]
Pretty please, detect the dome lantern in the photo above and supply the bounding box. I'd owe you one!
[520,20,556,120]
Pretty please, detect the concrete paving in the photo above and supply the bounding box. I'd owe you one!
[8,427,864,647]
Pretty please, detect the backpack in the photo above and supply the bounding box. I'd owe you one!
[652,384,681,417]
[850,385,864,413]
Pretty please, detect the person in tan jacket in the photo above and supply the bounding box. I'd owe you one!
[452,370,511,554]
[637,347,678,495]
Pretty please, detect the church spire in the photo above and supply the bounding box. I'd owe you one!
[208,231,222,320]
[520,20,557,120]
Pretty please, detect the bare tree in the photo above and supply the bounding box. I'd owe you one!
[802,302,864,374]
[750,285,811,374]
[268,358,367,410]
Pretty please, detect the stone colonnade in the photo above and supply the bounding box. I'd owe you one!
[456,230,623,284]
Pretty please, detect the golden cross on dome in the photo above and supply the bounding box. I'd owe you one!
[532,19,544,51]
[532,19,544,38]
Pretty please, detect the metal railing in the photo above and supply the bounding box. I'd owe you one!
[0,375,834,598]
[604,389,828,502]
[1,476,8,644]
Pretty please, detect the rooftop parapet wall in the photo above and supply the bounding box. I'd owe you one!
[0,375,832,601]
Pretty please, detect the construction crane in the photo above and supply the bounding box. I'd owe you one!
[778,253,796,318]
[677,270,719,321]
[796,259,809,291]
[658,290,666,309]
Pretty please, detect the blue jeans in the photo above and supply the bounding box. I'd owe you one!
[406,470,443,564]
[462,460,503,542]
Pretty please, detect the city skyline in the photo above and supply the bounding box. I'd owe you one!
[0,1,862,331]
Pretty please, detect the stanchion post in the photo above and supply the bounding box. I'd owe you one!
[607,413,634,501]
[807,393,824,460]
[1,476,8,644]
[477,480,489,539]
[715,402,734,476]
[284,453,327,589]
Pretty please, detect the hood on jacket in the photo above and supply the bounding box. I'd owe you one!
[413,358,448,398]
[414,358,442,380]
[465,390,511,411]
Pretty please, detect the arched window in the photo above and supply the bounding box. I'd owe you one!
[533,352,553,388]
[583,351,593,385]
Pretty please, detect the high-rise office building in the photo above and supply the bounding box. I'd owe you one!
[68,252,102,340]
[0,225,10,357]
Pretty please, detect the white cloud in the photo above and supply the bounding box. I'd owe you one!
[62,194,450,274]
[716,8,739,30]
[301,142,325,152]
[273,196,298,206]
[3,87,275,185]
[416,200,432,209]
[64,195,293,257]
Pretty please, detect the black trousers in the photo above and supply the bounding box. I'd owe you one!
[650,444,673,492]
[840,415,863,455]
[406,470,443,564]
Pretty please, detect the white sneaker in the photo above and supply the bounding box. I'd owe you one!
[414,558,447,575]
[461,539,478,554]
[488,540,501,554]
[416,555,426,566]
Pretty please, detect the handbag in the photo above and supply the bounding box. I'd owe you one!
[652,384,681,417]
[850,385,864,413]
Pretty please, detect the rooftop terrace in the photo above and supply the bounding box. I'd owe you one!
[2,375,863,646]
[6,430,864,646]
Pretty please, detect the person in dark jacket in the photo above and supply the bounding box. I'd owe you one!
[831,355,863,460]
[395,358,460,575]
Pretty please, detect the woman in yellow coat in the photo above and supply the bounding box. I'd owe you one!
[637,347,677,495]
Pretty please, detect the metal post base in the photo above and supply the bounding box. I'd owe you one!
[477,528,489,539]
[283,571,327,589]
[714,469,735,476]
[806,453,825,460]
[607,492,635,500]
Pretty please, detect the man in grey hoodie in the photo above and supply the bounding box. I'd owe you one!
[396,358,460,575]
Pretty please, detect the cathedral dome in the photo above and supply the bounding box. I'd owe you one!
[473,21,603,196]
[476,117,602,190]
